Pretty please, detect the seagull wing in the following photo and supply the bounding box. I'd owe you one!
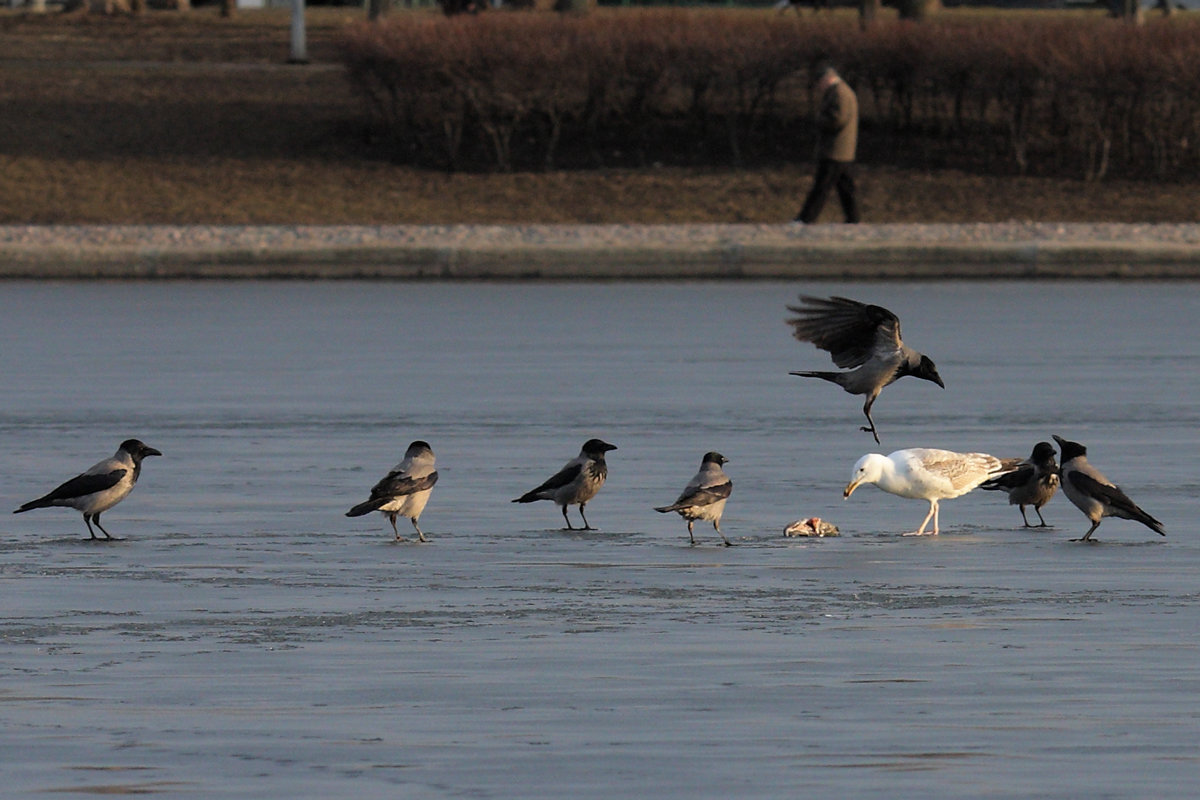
[785,295,902,369]
[370,469,438,500]
[913,450,1007,493]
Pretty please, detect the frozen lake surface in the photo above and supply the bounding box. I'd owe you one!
[2,280,1198,798]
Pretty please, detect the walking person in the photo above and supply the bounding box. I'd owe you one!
[795,63,859,224]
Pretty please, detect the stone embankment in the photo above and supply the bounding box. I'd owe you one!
[2,223,1198,279]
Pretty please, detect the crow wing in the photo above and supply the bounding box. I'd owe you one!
[514,462,584,503]
[370,469,438,500]
[981,462,1034,493]
[19,469,126,510]
[529,462,582,494]
[785,296,903,369]
[1066,470,1156,523]
[45,469,125,501]
[656,480,732,512]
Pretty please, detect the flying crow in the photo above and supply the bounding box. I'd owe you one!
[787,295,943,444]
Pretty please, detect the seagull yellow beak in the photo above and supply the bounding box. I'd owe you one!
[844,480,861,499]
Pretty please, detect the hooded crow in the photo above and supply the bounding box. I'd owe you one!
[14,439,162,540]
[786,295,944,444]
[844,448,1017,536]
[346,440,438,542]
[513,438,616,530]
[1053,435,1164,542]
[981,441,1060,527]
[654,451,733,546]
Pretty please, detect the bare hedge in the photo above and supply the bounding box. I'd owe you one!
[338,11,1200,178]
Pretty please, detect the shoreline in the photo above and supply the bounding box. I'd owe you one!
[2,223,1199,279]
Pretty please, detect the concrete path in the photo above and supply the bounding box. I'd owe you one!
[2,223,1198,279]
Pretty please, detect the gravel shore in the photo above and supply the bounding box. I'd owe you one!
[2,223,1199,279]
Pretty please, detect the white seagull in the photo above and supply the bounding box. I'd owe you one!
[654,451,733,546]
[1053,435,1164,542]
[14,439,162,540]
[345,440,439,542]
[513,438,616,530]
[843,448,1018,536]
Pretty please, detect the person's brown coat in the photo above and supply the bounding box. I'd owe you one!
[818,79,858,163]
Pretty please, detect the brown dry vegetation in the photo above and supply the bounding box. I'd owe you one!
[1,6,1198,225]
[341,10,1200,177]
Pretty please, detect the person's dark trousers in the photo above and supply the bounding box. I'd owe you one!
[796,158,859,223]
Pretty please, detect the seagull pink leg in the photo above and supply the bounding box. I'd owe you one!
[906,501,938,536]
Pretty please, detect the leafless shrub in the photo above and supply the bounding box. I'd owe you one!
[339,11,1200,177]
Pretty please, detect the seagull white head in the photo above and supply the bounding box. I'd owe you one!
[844,453,886,499]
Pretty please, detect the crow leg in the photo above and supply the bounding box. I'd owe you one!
[860,395,881,445]
[411,517,428,543]
[386,512,405,541]
[1019,505,1033,527]
[1072,520,1102,542]
[687,519,696,545]
[578,503,593,531]
[91,513,119,541]
[561,504,576,530]
[715,520,732,547]
[1034,507,1050,527]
